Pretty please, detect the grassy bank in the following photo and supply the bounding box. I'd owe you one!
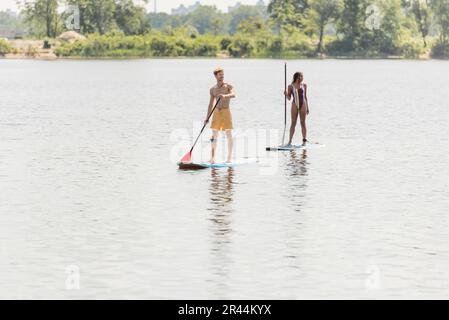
[53,30,439,60]
[0,39,12,56]
[3,32,447,60]
[54,30,313,59]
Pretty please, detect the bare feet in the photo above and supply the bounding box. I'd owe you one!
[209,158,216,164]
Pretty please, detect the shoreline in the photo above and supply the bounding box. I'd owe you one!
[1,39,443,61]
[1,54,443,61]
[2,37,444,61]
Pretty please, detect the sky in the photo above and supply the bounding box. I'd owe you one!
[0,0,262,13]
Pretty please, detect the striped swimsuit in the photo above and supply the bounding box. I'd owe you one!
[292,84,305,110]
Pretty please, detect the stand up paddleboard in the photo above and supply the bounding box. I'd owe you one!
[266,143,325,152]
[178,158,258,170]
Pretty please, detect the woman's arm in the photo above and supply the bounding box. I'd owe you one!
[284,85,292,101]
[305,84,310,114]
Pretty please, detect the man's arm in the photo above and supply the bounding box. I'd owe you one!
[219,84,235,99]
[226,85,236,99]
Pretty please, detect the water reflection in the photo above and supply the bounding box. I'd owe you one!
[283,150,309,210]
[208,168,235,215]
[281,150,309,278]
[207,168,235,298]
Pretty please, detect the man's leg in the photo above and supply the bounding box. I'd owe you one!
[225,130,233,163]
[210,130,219,163]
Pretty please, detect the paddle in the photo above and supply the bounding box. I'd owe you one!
[179,97,222,164]
[282,62,287,145]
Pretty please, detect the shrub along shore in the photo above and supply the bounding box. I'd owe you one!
[0,31,443,60]
[2,1,449,60]
[49,29,437,59]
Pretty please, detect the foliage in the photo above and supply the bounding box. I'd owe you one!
[0,39,12,55]
[268,0,308,32]
[64,0,117,34]
[228,5,268,34]
[55,31,220,58]
[186,5,225,35]
[0,10,26,33]
[431,40,449,57]
[403,0,432,47]
[430,0,449,48]
[115,0,151,35]
[18,0,60,37]
[10,0,449,58]
[305,0,342,54]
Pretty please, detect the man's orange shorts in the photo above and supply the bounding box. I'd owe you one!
[211,108,233,131]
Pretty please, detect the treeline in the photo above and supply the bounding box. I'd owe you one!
[9,0,449,59]
[16,0,151,37]
[269,0,449,58]
[149,5,268,35]
[14,0,267,37]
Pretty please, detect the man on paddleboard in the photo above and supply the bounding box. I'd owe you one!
[205,68,236,164]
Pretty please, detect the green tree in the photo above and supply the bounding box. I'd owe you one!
[228,36,254,57]
[430,0,449,45]
[236,16,269,35]
[18,0,60,37]
[186,6,225,35]
[65,0,116,34]
[228,5,268,34]
[0,10,26,30]
[306,0,342,54]
[376,0,405,54]
[403,0,432,47]
[268,0,309,31]
[337,0,371,49]
[148,12,169,29]
[115,0,150,35]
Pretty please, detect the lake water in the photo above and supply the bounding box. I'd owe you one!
[1,58,449,299]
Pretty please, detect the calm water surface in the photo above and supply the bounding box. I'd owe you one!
[1,59,449,299]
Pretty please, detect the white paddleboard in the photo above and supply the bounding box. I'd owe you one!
[266,143,325,152]
[179,158,258,170]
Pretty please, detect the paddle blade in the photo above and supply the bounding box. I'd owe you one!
[180,151,192,164]
[178,162,208,170]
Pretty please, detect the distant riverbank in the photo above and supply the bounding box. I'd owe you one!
[0,34,439,61]
[1,39,57,60]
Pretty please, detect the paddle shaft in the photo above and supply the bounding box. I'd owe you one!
[282,62,287,145]
[189,97,221,154]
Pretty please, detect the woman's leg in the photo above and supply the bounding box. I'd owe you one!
[299,103,308,142]
[288,105,299,145]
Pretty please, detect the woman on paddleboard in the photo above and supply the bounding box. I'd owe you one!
[284,72,309,146]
